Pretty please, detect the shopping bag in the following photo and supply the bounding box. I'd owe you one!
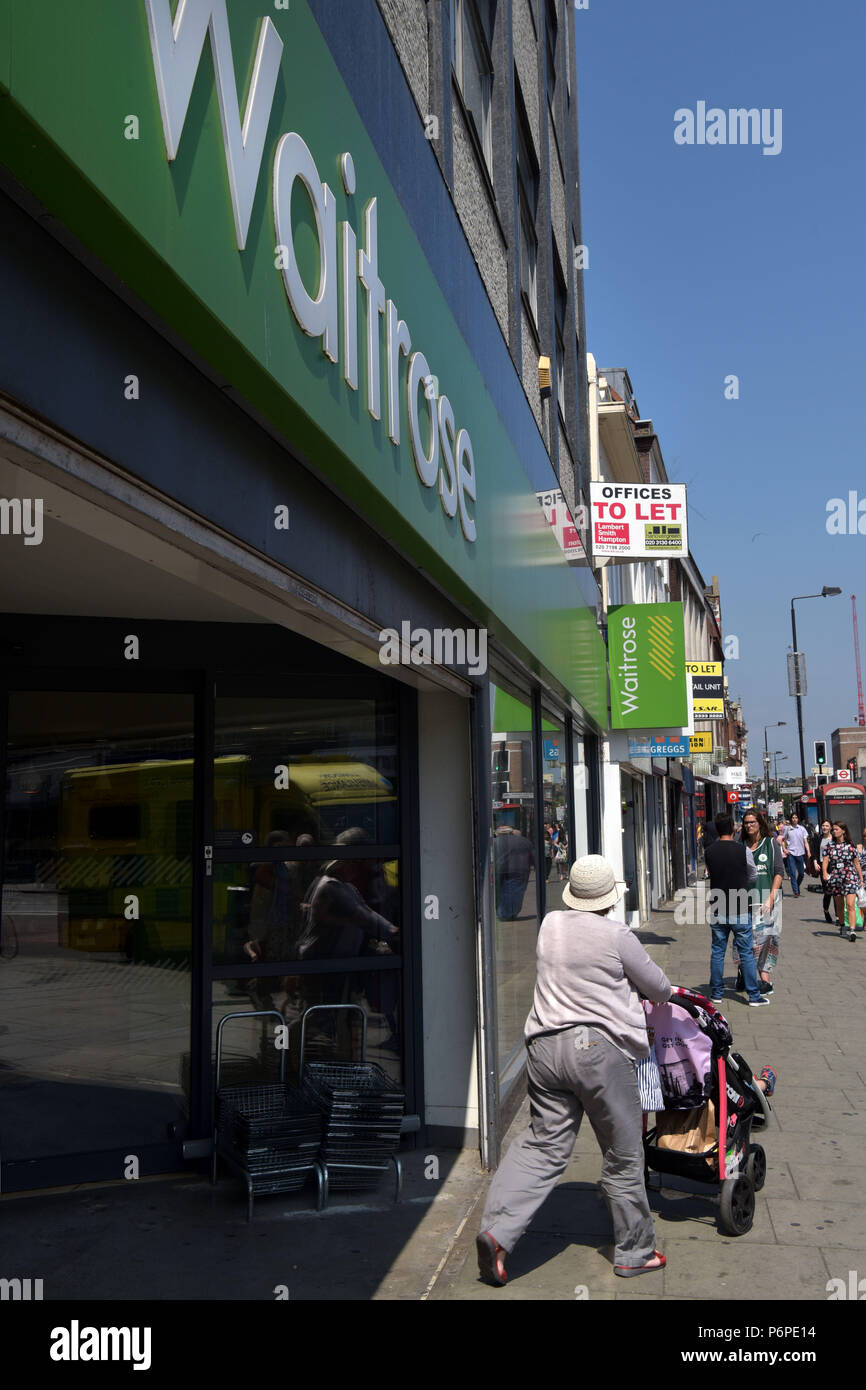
[843,900,864,929]
[857,885,866,911]
[655,1100,716,1166]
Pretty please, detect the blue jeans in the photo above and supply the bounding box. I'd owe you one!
[497,874,528,920]
[786,854,805,894]
[710,916,762,1001]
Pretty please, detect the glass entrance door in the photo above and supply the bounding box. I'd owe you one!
[0,690,196,1190]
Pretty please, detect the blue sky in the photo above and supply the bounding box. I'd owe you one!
[574,0,865,781]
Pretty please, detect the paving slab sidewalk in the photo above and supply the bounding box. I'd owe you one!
[427,887,866,1302]
[1,889,862,1303]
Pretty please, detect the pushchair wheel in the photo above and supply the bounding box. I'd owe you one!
[745,1144,766,1193]
[719,1175,755,1236]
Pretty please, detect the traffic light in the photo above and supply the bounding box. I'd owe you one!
[848,757,858,776]
[814,740,827,766]
[492,747,509,775]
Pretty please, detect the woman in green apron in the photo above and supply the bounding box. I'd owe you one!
[736,811,785,993]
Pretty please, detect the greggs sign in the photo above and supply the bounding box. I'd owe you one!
[144,0,477,539]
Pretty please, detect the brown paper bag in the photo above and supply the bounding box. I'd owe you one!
[655,1099,716,1165]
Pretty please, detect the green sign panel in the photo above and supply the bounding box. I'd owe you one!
[0,0,607,725]
[608,602,687,729]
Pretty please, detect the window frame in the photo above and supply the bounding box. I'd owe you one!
[516,103,540,325]
[452,0,495,173]
[554,259,568,423]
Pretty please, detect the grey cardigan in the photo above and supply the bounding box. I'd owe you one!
[524,909,672,1060]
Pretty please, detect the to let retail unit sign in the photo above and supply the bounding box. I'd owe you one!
[608,603,688,729]
[590,484,688,559]
[686,661,724,716]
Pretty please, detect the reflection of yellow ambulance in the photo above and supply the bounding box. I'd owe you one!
[57,755,397,960]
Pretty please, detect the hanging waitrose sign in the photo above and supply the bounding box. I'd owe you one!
[0,0,610,723]
[608,603,688,729]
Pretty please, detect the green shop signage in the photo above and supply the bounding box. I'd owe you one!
[608,603,687,729]
[0,0,608,724]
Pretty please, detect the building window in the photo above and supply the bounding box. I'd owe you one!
[453,0,494,171]
[516,103,539,323]
[545,0,558,102]
[554,262,567,417]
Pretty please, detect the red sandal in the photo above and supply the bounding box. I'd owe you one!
[476,1231,507,1286]
[614,1250,666,1278]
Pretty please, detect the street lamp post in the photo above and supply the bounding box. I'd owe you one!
[773,751,787,802]
[790,587,842,790]
[763,721,786,811]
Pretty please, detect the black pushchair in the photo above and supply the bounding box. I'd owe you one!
[642,987,771,1236]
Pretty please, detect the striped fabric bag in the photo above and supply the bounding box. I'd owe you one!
[635,1048,664,1113]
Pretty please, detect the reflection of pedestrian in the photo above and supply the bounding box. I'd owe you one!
[244,830,315,965]
[555,830,568,881]
[543,826,554,882]
[494,826,536,920]
[477,856,671,1287]
[296,828,398,960]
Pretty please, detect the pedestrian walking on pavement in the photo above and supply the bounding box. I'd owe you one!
[734,810,784,994]
[809,819,834,922]
[774,818,788,869]
[822,822,864,942]
[704,813,768,1006]
[783,813,809,897]
[476,855,672,1287]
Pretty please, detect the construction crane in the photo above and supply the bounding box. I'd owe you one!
[853,595,865,726]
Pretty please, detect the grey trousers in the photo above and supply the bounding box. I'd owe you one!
[480,1027,657,1267]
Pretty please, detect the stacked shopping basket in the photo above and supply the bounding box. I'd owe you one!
[212,1006,403,1218]
[303,1060,405,1192]
[212,1010,325,1220]
[299,1005,404,1203]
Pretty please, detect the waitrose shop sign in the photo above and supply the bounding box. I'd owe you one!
[608,603,688,729]
[0,0,608,722]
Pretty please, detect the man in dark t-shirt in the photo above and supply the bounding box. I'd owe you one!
[702,816,719,849]
[704,814,768,1006]
[495,827,536,920]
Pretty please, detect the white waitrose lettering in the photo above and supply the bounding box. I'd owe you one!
[145,0,478,540]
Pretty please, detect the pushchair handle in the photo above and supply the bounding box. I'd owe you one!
[670,985,723,1017]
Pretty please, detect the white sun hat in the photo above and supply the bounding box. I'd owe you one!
[562,854,627,913]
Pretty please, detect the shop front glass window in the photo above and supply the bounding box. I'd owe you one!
[213,856,400,967]
[572,730,590,861]
[212,692,402,1085]
[490,682,537,1086]
[540,713,569,912]
[214,697,398,849]
[212,972,402,1084]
